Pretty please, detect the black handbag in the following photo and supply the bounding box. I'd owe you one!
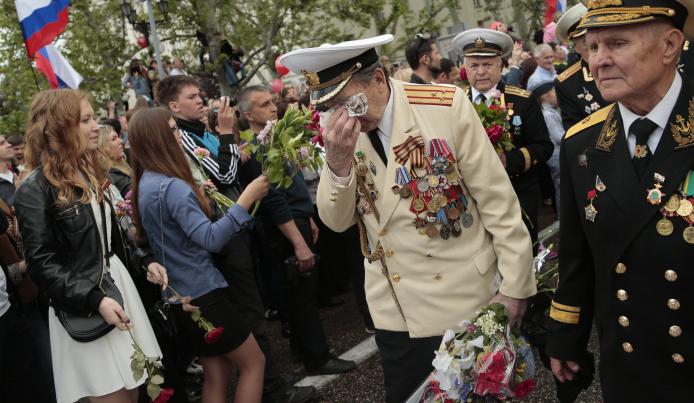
[57,198,124,342]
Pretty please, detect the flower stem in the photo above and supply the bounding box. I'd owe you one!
[251,200,261,216]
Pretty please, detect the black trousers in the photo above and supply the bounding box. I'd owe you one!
[266,217,331,369]
[515,183,540,247]
[375,329,442,403]
[214,229,289,400]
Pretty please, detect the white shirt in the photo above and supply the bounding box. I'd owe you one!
[0,267,10,317]
[0,171,14,184]
[330,89,394,184]
[618,72,682,158]
[470,85,497,106]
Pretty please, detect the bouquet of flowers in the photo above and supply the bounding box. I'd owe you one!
[472,89,514,152]
[418,303,536,402]
[240,105,324,214]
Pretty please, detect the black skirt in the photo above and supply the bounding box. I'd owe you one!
[172,287,251,357]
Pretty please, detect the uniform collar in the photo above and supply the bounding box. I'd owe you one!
[377,86,395,138]
[618,72,682,134]
[470,82,499,104]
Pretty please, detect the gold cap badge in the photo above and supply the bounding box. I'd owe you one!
[474,36,485,49]
[303,71,320,87]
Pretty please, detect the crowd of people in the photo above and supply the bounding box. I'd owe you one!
[1,0,693,402]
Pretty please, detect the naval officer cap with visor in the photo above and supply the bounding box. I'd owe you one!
[452,28,514,58]
[280,34,394,111]
[556,3,589,43]
[578,0,694,38]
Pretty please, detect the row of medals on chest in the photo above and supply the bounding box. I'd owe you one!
[394,154,472,240]
[655,189,694,244]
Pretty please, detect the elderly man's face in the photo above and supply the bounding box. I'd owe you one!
[536,49,555,70]
[465,56,503,93]
[586,23,680,103]
[328,68,390,132]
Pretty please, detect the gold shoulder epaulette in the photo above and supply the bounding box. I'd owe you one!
[403,84,455,106]
[557,62,581,83]
[504,85,530,98]
[564,104,614,140]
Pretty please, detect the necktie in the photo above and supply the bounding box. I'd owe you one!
[367,129,387,165]
[630,118,658,179]
[476,94,487,105]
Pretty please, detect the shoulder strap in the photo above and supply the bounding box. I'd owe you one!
[158,181,166,268]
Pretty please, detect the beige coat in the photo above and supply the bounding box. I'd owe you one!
[317,79,536,338]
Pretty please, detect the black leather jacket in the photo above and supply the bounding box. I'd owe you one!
[14,168,154,315]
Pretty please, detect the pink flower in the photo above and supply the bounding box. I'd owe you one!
[311,131,324,147]
[490,89,502,99]
[204,327,225,344]
[459,68,468,81]
[124,190,132,201]
[297,146,310,161]
[486,125,504,144]
[258,120,274,145]
[152,387,175,403]
[513,379,535,398]
[193,147,210,160]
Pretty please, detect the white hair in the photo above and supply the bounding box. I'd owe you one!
[533,44,553,58]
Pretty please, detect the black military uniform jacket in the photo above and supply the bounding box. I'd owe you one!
[555,60,607,131]
[547,81,694,401]
[678,40,694,81]
[466,82,553,193]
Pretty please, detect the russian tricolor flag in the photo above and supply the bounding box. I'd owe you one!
[35,44,83,89]
[15,0,70,57]
[545,0,567,26]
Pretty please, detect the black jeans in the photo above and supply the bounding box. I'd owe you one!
[214,229,289,400]
[265,217,330,369]
[375,329,442,403]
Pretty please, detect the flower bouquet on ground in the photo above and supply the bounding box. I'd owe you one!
[472,89,514,153]
[417,303,536,402]
[240,105,324,214]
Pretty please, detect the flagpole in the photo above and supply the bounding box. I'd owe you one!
[23,47,41,91]
[144,0,165,79]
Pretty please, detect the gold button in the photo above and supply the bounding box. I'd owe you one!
[618,316,630,327]
[622,342,634,353]
[379,229,387,236]
[385,250,394,257]
[667,299,681,310]
[330,191,337,196]
[617,289,628,301]
[665,270,678,282]
[392,273,401,282]
[615,263,627,274]
[669,325,682,337]
[426,253,433,258]
[330,197,336,202]
[434,273,442,280]
[672,353,685,364]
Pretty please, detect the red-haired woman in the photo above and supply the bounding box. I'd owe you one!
[129,107,268,403]
[15,89,166,403]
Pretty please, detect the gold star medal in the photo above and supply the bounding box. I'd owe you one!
[646,173,666,205]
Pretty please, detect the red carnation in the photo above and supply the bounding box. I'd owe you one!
[489,104,500,111]
[312,131,324,147]
[204,327,225,344]
[513,379,536,398]
[152,387,174,403]
[459,68,468,81]
[486,124,504,144]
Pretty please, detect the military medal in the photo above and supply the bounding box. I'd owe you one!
[356,163,368,177]
[413,197,425,213]
[664,194,681,213]
[447,207,460,220]
[369,161,377,176]
[684,226,694,244]
[451,220,462,236]
[462,212,474,228]
[646,173,666,205]
[416,178,429,192]
[634,144,649,159]
[585,189,598,222]
[656,218,674,236]
[578,152,588,168]
[440,224,451,240]
[677,198,693,217]
[395,167,412,199]
[595,175,606,192]
[426,225,438,238]
[428,175,440,188]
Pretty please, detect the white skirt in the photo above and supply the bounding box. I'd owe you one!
[48,255,162,403]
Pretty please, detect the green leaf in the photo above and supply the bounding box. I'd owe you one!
[147,383,162,400]
[240,130,255,143]
[133,367,144,382]
[151,374,165,385]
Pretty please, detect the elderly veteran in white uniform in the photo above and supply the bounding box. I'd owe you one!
[281,35,536,402]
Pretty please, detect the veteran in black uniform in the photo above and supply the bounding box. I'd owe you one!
[547,1,694,401]
[454,29,554,244]
[554,3,607,130]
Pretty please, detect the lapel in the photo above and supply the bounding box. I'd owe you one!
[376,79,418,231]
[589,81,694,261]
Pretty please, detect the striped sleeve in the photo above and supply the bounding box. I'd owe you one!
[181,131,239,184]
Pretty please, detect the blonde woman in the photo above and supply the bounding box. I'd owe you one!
[98,125,132,196]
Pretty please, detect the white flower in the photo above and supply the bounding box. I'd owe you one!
[257,120,274,145]
[474,311,504,337]
[442,329,456,344]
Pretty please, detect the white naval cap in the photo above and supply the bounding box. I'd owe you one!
[280,34,394,109]
[452,28,513,58]
[556,3,588,43]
